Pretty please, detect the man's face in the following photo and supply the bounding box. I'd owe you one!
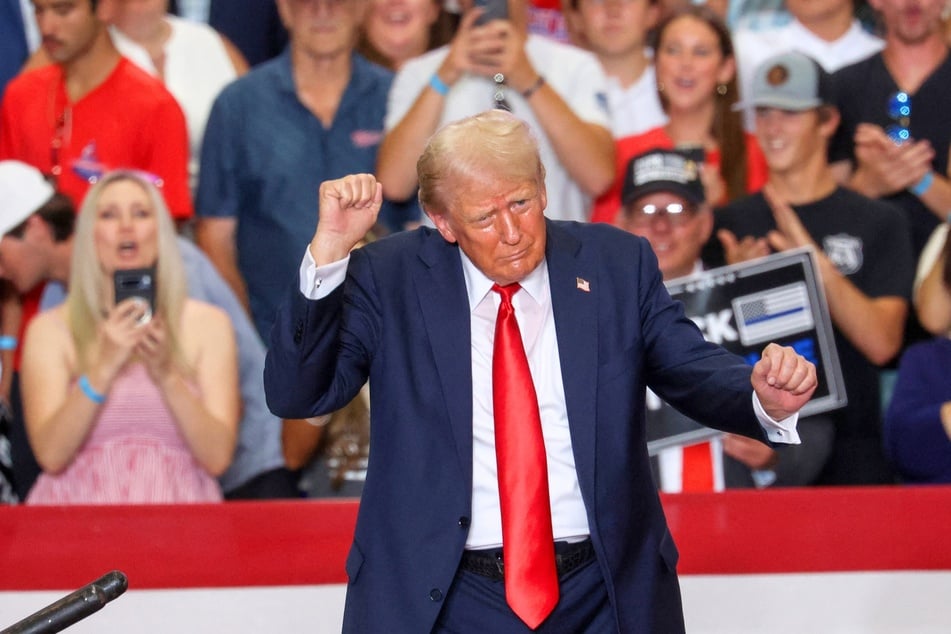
[278,0,366,60]
[107,0,168,39]
[430,172,548,286]
[870,0,946,45]
[0,220,54,294]
[785,0,853,25]
[617,192,711,280]
[32,0,101,64]
[755,107,835,176]
[568,0,657,59]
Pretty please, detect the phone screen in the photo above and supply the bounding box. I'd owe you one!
[675,145,706,164]
[114,267,156,324]
[475,0,508,24]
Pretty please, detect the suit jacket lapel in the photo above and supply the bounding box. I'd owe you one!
[545,221,600,502]
[414,230,474,487]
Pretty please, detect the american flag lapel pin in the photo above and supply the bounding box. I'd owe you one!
[576,277,590,292]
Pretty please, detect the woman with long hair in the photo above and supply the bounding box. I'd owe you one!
[22,170,239,504]
[591,5,767,223]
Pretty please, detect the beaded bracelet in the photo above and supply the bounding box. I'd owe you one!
[0,335,17,351]
[78,374,106,405]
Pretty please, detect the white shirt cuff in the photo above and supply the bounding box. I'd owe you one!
[299,249,350,300]
[752,393,801,445]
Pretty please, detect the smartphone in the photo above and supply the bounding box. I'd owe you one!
[114,267,156,325]
[475,0,508,25]
[675,145,706,164]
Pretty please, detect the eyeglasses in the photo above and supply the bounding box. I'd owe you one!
[624,202,698,226]
[886,91,911,144]
[493,73,512,112]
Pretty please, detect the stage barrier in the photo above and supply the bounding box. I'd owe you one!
[2,486,950,632]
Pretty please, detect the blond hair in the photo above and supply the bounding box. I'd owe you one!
[417,110,546,215]
[67,171,190,374]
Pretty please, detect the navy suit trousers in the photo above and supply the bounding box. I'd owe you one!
[433,559,613,633]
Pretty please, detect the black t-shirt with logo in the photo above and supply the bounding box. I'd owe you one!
[706,186,914,484]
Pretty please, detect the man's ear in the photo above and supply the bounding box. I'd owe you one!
[428,211,458,244]
[818,106,841,140]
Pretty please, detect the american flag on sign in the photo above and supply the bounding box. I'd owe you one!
[731,282,814,346]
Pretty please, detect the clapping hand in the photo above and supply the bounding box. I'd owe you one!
[853,123,934,197]
[436,4,536,95]
[762,183,817,252]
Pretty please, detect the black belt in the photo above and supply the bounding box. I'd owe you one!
[459,539,595,581]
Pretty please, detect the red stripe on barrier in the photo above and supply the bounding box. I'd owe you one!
[2,486,950,590]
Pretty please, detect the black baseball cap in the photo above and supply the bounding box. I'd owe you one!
[621,149,705,207]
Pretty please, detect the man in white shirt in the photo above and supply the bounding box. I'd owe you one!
[562,0,667,138]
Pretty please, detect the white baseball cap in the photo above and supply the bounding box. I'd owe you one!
[0,161,55,237]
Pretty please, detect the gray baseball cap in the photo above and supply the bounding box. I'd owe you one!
[737,51,834,112]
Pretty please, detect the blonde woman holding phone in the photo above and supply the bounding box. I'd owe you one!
[22,170,239,504]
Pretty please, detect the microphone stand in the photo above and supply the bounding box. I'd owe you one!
[1,570,128,634]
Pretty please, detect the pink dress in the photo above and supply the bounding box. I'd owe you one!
[26,364,222,504]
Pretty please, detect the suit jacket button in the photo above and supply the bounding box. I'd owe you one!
[458,516,470,528]
[429,589,443,602]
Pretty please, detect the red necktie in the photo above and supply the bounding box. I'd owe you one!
[682,441,715,492]
[491,283,559,628]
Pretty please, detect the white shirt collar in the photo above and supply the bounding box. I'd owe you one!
[459,248,549,312]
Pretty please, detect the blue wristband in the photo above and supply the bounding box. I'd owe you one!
[0,335,16,350]
[429,73,449,97]
[78,374,106,405]
[909,171,934,197]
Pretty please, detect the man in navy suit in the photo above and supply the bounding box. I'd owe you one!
[264,110,817,633]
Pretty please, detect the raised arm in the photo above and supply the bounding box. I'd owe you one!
[265,174,383,419]
[488,21,614,197]
[376,10,486,201]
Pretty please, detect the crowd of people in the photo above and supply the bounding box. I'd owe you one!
[0,0,948,506]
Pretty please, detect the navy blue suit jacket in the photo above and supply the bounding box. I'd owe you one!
[265,220,768,633]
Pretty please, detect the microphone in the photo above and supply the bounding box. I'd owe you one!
[1,570,128,634]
